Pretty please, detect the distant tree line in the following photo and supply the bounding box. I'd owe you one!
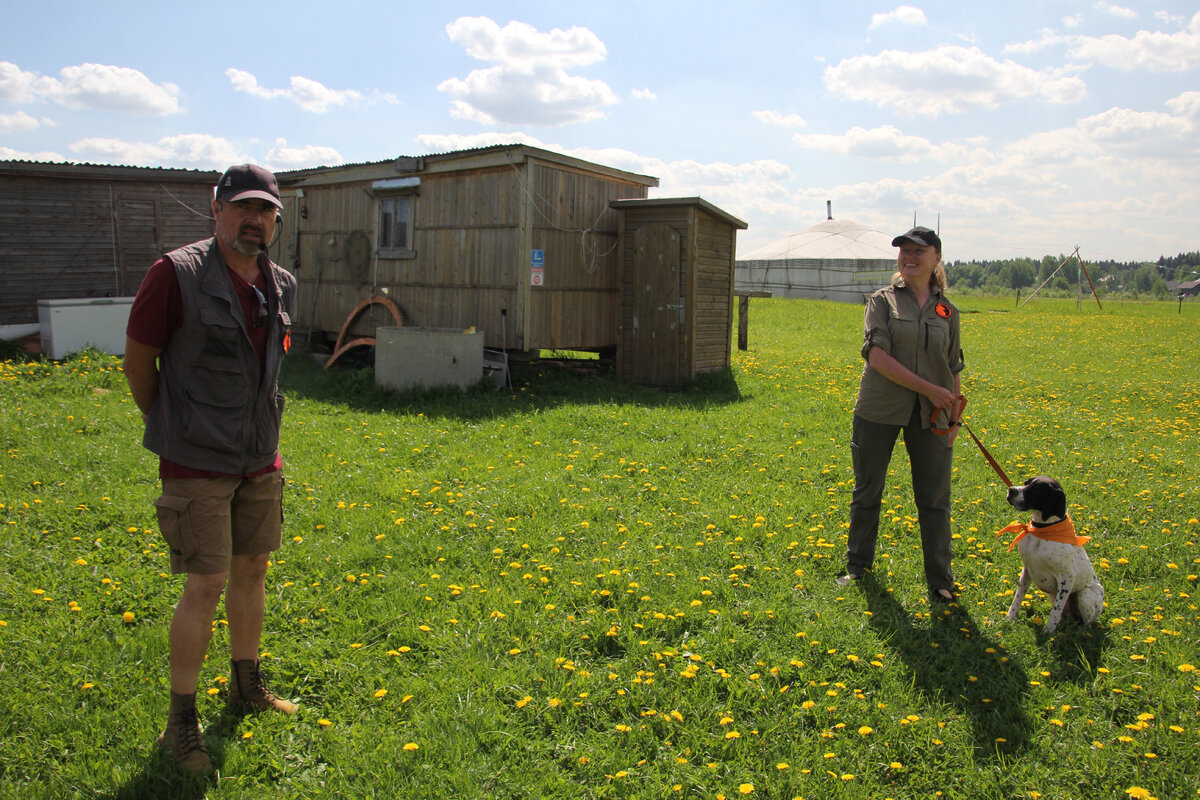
[944,251,1200,299]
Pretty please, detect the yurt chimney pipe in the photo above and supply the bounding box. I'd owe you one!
[827,200,832,220]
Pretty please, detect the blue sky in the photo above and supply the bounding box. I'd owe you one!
[3,0,1199,262]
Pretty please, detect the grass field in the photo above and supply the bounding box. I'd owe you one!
[1,296,1198,799]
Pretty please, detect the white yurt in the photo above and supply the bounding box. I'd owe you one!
[736,208,897,303]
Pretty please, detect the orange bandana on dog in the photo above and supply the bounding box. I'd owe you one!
[996,517,1091,552]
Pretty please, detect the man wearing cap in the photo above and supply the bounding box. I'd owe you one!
[838,226,965,605]
[124,164,298,776]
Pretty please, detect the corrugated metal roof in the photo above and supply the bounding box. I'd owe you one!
[739,218,895,261]
[0,160,219,181]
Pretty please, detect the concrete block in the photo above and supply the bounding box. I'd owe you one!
[375,326,484,392]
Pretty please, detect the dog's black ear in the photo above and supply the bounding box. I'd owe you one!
[1044,483,1067,519]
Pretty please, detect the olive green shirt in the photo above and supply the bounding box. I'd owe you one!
[853,279,964,427]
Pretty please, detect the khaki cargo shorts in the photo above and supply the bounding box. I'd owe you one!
[154,471,285,575]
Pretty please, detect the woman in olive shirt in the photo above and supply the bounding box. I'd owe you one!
[838,226,964,604]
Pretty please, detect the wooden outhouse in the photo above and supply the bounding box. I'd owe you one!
[274,145,658,354]
[611,198,748,385]
[0,161,219,328]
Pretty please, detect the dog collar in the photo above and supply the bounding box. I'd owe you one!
[996,516,1092,552]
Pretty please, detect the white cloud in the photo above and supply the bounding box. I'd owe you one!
[0,61,38,103]
[439,16,618,126]
[226,68,365,113]
[1166,90,1200,118]
[753,110,808,127]
[447,16,607,69]
[68,134,246,169]
[1095,2,1137,20]
[265,138,344,169]
[1004,29,1070,54]
[1066,12,1200,71]
[870,5,928,28]
[0,110,41,132]
[824,46,1087,117]
[1063,14,1084,29]
[792,125,942,161]
[0,145,66,162]
[631,88,656,101]
[1076,106,1196,157]
[0,61,181,115]
[1009,12,1200,73]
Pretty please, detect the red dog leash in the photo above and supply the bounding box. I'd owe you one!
[931,395,1013,487]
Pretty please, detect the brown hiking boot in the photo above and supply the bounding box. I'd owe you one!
[158,693,212,776]
[228,658,298,714]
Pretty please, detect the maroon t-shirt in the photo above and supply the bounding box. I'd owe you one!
[126,256,282,479]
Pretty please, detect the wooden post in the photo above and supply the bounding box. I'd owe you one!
[735,291,770,351]
[738,295,750,350]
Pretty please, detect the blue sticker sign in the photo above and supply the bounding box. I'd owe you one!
[531,249,545,286]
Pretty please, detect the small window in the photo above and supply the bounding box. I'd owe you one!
[378,195,412,255]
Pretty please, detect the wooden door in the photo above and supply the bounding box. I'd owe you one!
[115,196,160,296]
[631,223,682,384]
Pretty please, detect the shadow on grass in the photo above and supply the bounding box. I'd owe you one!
[1007,606,1112,685]
[857,573,1035,762]
[279,353,743,422]
[106,710,243,800]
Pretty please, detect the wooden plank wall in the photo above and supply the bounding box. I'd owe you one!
[288,178,377,337]
[526,161,648,350]
[292,159,649,352]
[692,209,736,373]
[291,166,524,347]
[0,173,215,325]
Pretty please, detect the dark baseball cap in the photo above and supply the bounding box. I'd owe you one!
[215,164,281,208]
[891,226,941,251]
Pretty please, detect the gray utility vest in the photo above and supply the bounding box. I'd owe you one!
[143,238,297,474]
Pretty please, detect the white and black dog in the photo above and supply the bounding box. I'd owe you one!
[1001,476,1104,634]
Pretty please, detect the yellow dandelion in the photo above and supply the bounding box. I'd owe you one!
[738,784,754,795]
[121,611,135,624]
[374,689,388,698]
[318,719,333,727]
[1125,789,1151,800]
[403,742,419,751]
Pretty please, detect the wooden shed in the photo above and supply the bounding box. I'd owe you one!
[274,145,659,355]
[611,198,748,386]
[0,161,219,329]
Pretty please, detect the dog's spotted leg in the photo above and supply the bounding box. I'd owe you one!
[1043,579,1072,634]
[1007,567,1031,622]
